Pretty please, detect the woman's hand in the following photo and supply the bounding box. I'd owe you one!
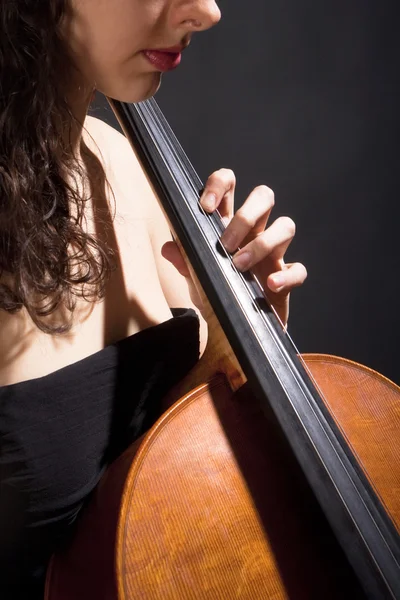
[162,168,307,326]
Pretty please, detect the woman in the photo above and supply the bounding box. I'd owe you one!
[0,0,307,597]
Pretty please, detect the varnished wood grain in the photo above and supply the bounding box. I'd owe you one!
[47,354,399,599]
[116,377,362,600]
[303,353,400,531]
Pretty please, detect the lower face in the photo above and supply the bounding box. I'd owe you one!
[63,0,185,104]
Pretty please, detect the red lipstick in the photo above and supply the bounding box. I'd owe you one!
[142,46,185,72]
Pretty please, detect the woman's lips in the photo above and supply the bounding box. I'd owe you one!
[142,50,182,72]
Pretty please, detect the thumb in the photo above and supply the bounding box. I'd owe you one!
[161,241,191,278]
[161,240,204,313]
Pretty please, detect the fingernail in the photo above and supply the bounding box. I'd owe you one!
[233,251,251,271]
[220,229,238,253]
[201,192,216,212]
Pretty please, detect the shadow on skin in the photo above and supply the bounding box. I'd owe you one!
[80,136,157,347]
[0,133,157,384]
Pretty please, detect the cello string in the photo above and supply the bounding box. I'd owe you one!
[135,104,286,350]
[143,100,289,330]
[136,100,329,405]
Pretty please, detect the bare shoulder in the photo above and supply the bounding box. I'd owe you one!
[83,115,177,267]
[83,115,140,179]
[84,114,127,151]
[83,115,157,220]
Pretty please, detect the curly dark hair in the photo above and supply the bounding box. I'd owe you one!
[0,0,113,333]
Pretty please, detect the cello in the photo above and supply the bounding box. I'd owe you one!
[45,98,400,599]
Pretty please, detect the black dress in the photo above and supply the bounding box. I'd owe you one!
[0,308,199,599]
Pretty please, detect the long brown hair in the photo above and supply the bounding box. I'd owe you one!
[0,0,113,333]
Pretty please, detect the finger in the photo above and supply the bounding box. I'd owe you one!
[232,216,296,271]
[199,168,236,221]
[267,262,308,294]
[220,185,275,253]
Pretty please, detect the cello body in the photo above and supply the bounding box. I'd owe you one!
[46,350,400,599]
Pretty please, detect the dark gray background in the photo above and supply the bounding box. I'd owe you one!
[92,1,399,385]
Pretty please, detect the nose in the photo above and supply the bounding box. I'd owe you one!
[175,0,221,33]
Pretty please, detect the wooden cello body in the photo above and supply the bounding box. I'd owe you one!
[46,99,400,599]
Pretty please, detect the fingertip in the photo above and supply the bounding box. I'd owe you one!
[200,192,217,212]
[160,240,175,259]
[268,272,286,293]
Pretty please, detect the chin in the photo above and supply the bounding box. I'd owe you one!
[101,73,162,104]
